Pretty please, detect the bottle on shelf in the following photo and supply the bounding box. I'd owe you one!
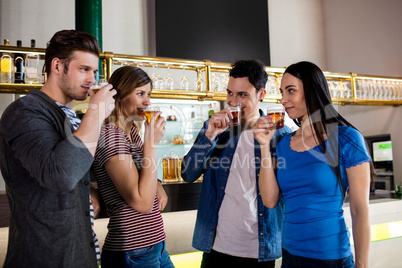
[208,103,214,118]
[0,39,13,83]
[190,105,195,119]
[167,105,177,121]
[14,40,25,84]
[25,39,40,84]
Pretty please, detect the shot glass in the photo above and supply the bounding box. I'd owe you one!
[90,78,108,93]
[267,105,285,129]
[227,106,241,126]
[143,104,160,123]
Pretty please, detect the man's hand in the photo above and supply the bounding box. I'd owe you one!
[205,108,233,141]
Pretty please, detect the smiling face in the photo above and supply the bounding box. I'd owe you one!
[280,73,308,122]
[226,76,266,126]
[121,83,152,121]
[58,51,99,102]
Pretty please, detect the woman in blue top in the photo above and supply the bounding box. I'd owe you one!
[255,61,373,268]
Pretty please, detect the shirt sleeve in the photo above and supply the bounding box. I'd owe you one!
[95,126,131,168]
[181,120,218,183]
[340,126,372,169]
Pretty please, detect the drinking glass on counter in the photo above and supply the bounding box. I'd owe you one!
[143,104,160,123]
[163,153,180,182]
[267,105,285,129]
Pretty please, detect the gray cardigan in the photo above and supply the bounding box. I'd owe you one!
[0,90,98,267]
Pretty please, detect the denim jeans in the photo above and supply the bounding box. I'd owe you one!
[101,241,175,268]
[201,249,276,268]
[281,248,355,268]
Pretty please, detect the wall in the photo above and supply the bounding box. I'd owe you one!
[268,0,327,69]
[322,0,402,77]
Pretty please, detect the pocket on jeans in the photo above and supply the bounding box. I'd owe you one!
[341,254,355,268]
[128,245,155,258]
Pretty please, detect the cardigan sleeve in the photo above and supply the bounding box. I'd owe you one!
[0,95,94,193]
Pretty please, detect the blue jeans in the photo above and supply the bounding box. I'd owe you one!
[201,249,276,268]
[282,249,355,268]
[101,241,175,268]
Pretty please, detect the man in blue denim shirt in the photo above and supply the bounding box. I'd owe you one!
[181,60,292,267]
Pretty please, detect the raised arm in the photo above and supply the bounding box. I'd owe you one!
[73,86,116,156]
[103,112,165,213]
[254,116,281,208]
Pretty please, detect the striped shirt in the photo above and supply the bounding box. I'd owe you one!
[93,124,165,251]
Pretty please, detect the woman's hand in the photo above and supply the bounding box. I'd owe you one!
[156,181,168,211]
[253,115,276,147]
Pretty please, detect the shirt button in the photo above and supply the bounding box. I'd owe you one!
[259,213,263,217]
[260,233,263,236]
[84,181,89,186]
[221,187,224,190]
[256,157,259,160]
[85,211,90,216]
[224,169,228,172]
[90,242,95,247]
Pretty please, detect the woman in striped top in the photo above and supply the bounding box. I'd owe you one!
[92,66,174,268]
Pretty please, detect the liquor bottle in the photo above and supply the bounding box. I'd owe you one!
[0,39,13,83]
[14,40,25,83]
[41,41,50,84]
[25,39,40,84]
[208,103,214,118]
[190,105,195,119]
[167,105,177,121]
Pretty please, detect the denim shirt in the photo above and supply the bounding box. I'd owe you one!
[181,111,292,261]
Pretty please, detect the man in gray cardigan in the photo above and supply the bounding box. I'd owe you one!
[0,30,116,267]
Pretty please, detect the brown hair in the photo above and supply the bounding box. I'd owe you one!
[45,30,100,76]
[106,66,152,129]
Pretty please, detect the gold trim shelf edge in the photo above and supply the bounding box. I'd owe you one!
[1,46,402,106]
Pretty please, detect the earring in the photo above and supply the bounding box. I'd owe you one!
[260,99,263,102]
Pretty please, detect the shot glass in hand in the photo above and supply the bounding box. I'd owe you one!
[90,78,109,93]
[143,104,160,123]
[227,106,241,126]
[267,105,285,129]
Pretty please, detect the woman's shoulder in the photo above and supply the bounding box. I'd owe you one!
[337,126,368,150]
[100,124,127,140]
[337,125,364,141]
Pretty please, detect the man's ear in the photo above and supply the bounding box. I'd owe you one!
[51,58,62,75]
[259,88,267,102]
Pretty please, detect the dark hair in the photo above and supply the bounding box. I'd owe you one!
[45,29,101,76]
[229,59,268,91]
[284,61,374,196]
[106,66,152,128]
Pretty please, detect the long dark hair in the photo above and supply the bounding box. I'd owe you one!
[284,61,374,197]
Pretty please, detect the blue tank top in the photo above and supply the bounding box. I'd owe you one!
[276,126,371,260]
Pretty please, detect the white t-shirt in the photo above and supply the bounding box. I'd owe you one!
[212,130,259,258]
